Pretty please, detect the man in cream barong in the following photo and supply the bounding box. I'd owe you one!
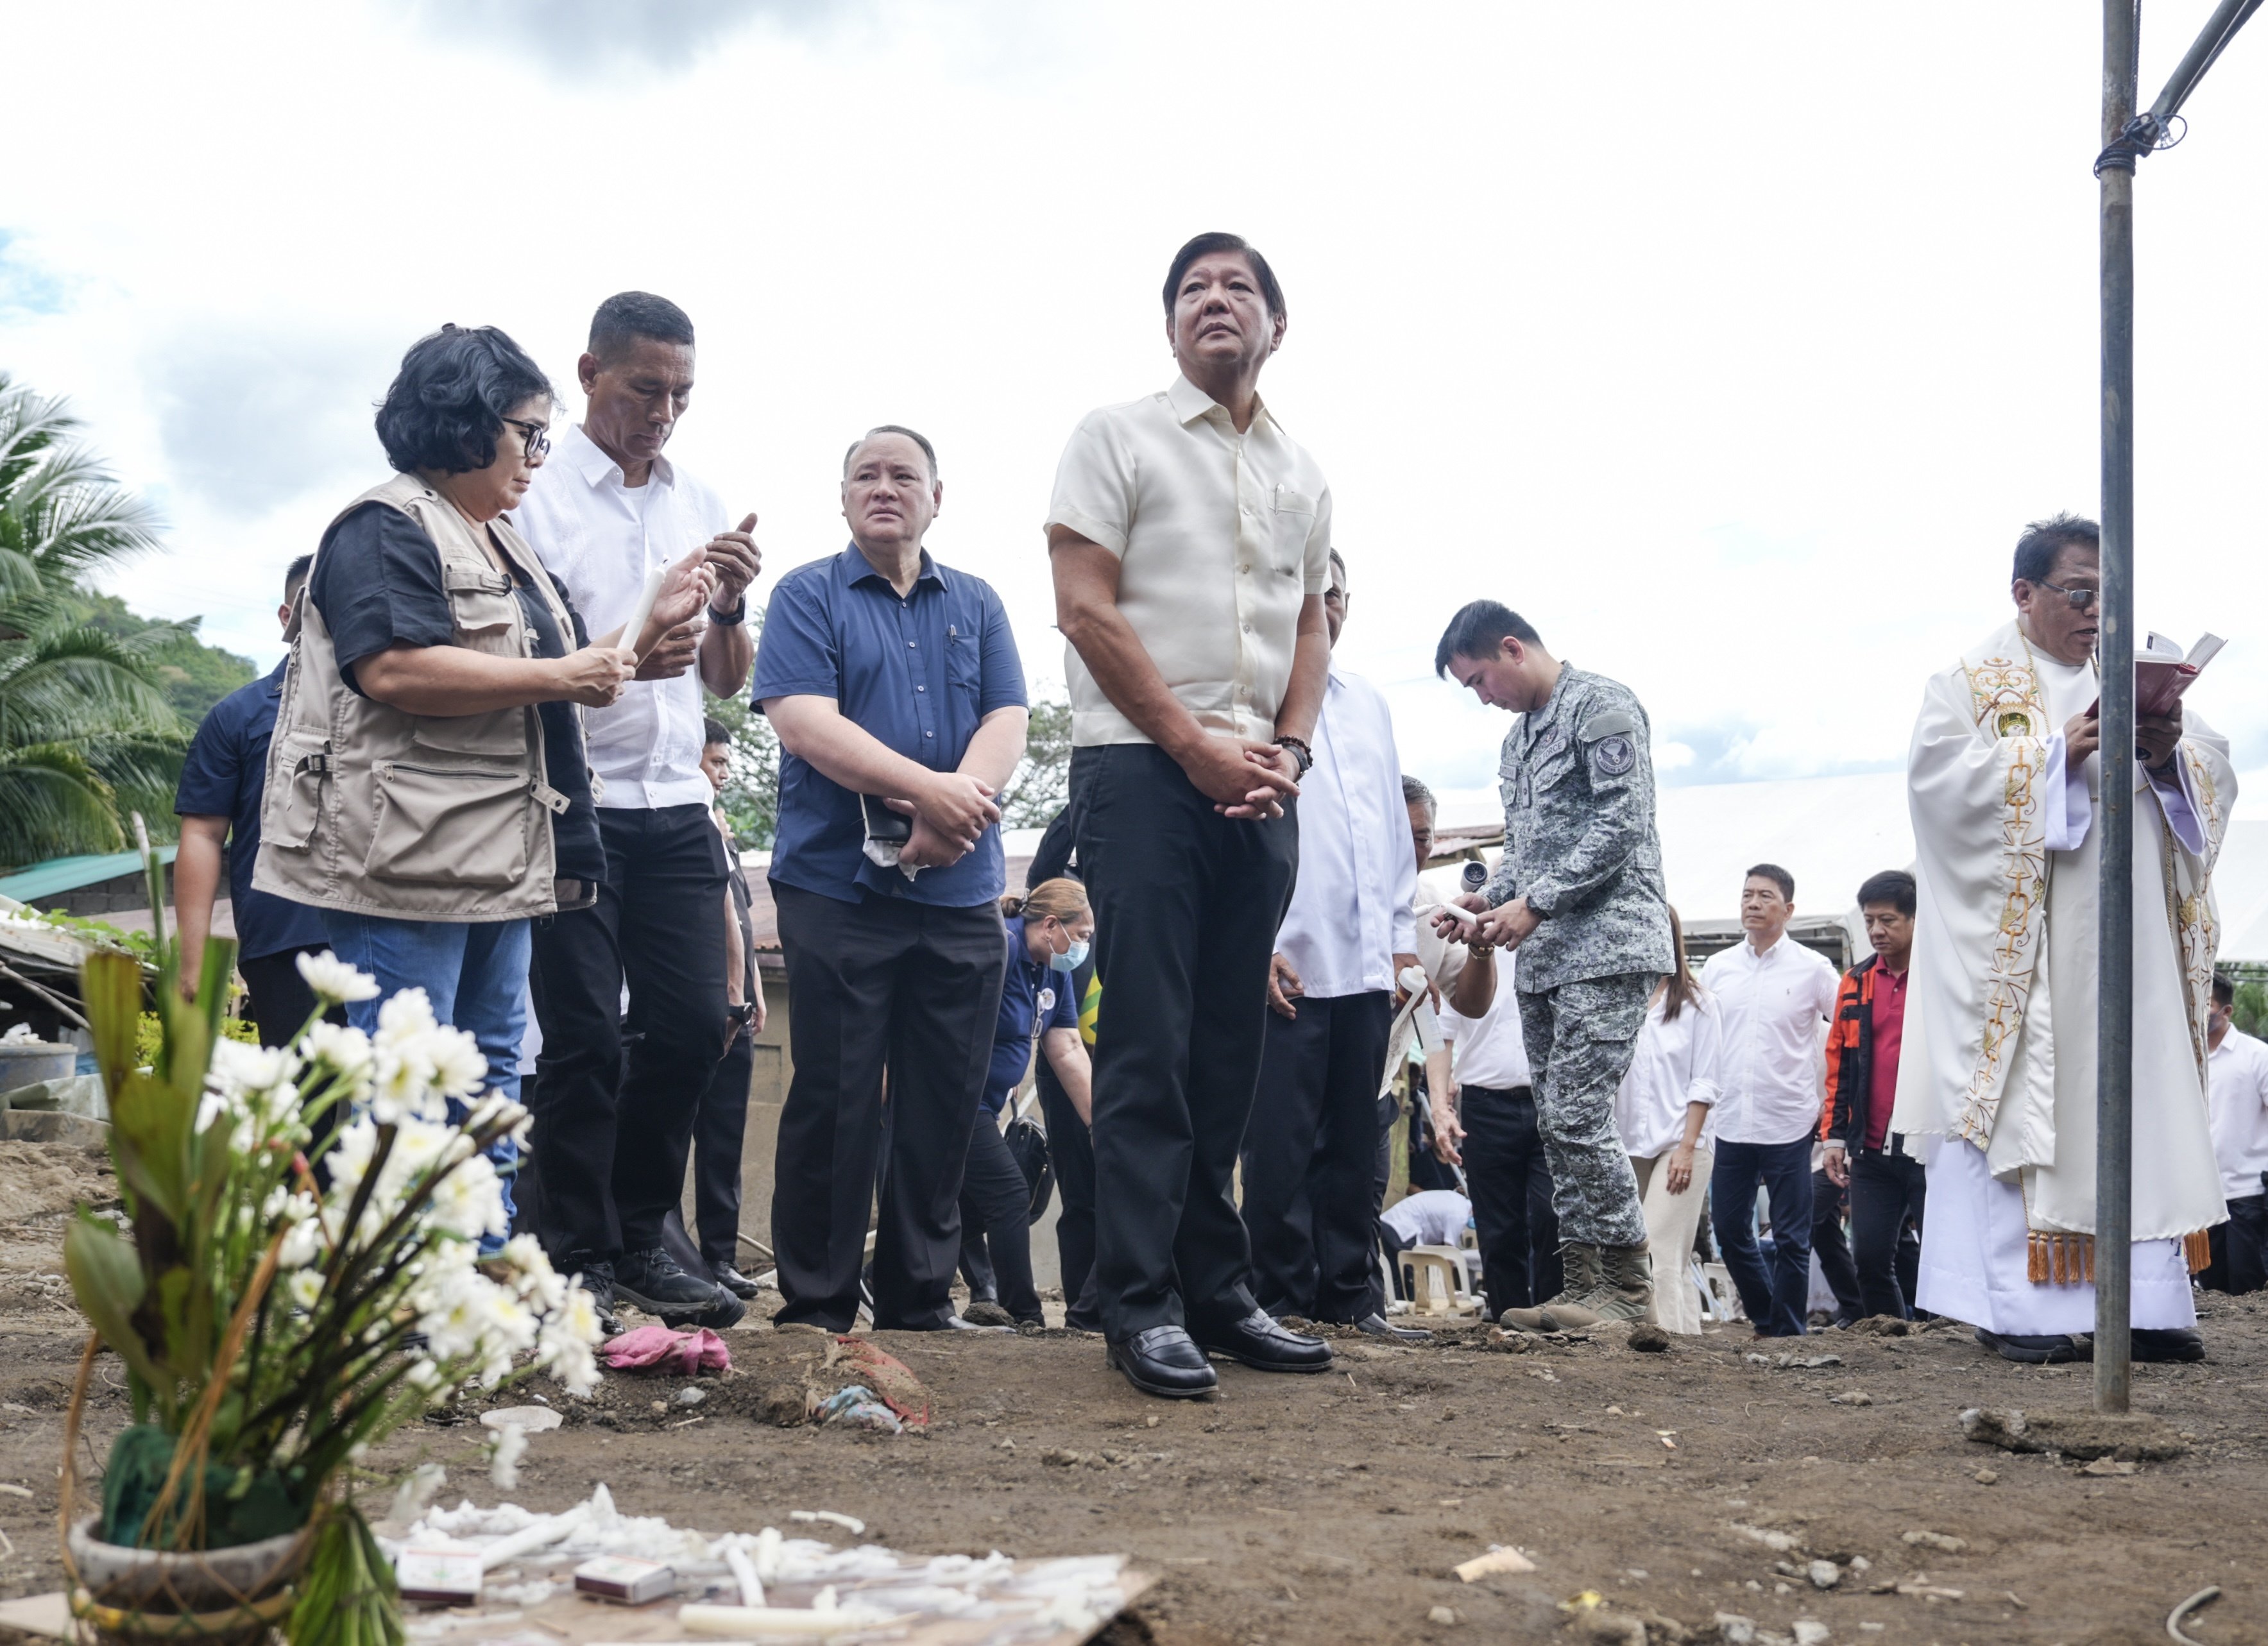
[1893,513,2230,1364]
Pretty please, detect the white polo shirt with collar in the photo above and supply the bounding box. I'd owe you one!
[1044,374,1333,749]
[1271,664,1419,999]
[1700,932,1841,1146]
[512,422,730,811]
[2206,1026,2268,1203]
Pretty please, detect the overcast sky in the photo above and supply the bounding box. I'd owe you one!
[5,1,2264,825]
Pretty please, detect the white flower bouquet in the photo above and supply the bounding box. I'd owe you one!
[61,831,601,1646]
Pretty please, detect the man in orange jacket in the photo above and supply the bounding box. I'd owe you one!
[1820,870,1922,1321]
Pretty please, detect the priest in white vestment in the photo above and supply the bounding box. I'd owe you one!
[1892,514,2230,1364]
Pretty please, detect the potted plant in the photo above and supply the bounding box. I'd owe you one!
[62,830,601,1646]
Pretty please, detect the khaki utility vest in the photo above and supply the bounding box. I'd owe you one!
[252,473,577,923]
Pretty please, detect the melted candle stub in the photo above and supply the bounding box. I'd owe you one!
[574,1555,678,1605]
[394,1547,484,1606]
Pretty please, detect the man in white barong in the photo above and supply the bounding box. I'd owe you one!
[1894,512,2230,1364]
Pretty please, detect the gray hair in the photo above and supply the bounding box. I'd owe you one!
[842,424,939,483]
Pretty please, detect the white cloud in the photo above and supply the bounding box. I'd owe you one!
[0,0,2261,803]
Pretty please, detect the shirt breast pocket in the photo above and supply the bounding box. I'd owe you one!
[1268,486,1317,577]
[945,631,983,698]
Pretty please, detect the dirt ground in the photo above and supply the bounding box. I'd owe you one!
[2,1139,2265,1646]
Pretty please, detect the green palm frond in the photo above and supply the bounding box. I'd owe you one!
[1,446,164,582]
[0,373,73,499]
[0,743,123,868]
[0,625,182,746]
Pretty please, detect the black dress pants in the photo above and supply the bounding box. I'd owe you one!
[1848,1147,1928,1319]
[1242,990,1394,1321]
[2204,1191,2268,1295]
[523,805,729,1270]
[1811,1168,1862,1323]
[958,1110,1043,1322]
[1071,743,1299,1341]
[692,1025,756,1267]
[771,885,1007,1332]
[237,944,343,1049]
[1459,1082,1562,1313]
[1036,1051,1102,1330]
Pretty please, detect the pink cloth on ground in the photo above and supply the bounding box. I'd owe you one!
[599,1324,732,1375]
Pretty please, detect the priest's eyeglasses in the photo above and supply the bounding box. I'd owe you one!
[2036,578,2098,610]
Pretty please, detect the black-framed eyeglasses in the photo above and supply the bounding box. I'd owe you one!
[504,418,552,461]
[2035,577,2098,611]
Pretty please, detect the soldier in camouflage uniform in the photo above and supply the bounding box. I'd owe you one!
[1433,600,1675,1329]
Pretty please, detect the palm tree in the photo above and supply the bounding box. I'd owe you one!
[0,373,185,870]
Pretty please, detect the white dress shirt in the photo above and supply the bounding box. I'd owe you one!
[1411,867,1471,997]
[1700,933,1839,1146]
[512,422,731,810]
[1439,950,1532,1092]
[1272,666,1417,998]
[1614,985,1725,1160]
[2207,1027,2268,1203]
[1045,375,1333,748]
[1380,1188,1472,1246]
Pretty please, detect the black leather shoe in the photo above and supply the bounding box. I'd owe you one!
[2132,1327,2206,1362]
[1356,1312,1432,1343]
[710,1262,762,1300]
[1105,1326,1219,1398]
[615,1246,744,1330]
[1191,1309,1334,1373]
[1977,1327,2092,1364]
[573,1263,626,1337]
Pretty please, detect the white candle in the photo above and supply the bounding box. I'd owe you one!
[621,566,666,655]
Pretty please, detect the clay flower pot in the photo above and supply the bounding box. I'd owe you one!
[65,1514,308,1646]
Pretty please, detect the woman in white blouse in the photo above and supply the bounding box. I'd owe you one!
[1613,907,1723,1334]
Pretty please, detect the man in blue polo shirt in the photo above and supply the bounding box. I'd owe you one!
[174,556,337,1045]
[754,425,1028,1333]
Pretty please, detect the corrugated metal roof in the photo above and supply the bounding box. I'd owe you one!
[0,846,177,903]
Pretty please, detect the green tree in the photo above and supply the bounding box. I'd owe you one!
[0,373,187,869]
[997,690,1071,829]
[72,588,257,727]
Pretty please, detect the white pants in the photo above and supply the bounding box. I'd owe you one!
[1632,1146,1714,1335]
[1916,1138,2195,1335]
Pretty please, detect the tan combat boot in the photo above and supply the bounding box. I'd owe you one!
[1496,1243,1599,1334]
[1539,1239,1657,1329]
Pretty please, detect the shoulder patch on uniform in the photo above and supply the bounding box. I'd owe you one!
[1592,734,1637,777]
[1579,708,1637,742]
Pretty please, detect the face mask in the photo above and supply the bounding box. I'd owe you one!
[1050,938,1089,974]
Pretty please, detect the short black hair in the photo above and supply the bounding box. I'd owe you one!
[1402,774,1437,813]
[703,716,731,748]
[1857,869,1916,917]
[842,424,939,483]
[589,291,695,364]
[1162,232,1286,321]
[284,554,313,600]
[2013,512,2101,585]
[1434,600,1544,677]
[1746,862,1795,901]
[2213,972,2236,1007]
[375,325,554,477]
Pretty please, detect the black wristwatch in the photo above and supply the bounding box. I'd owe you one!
[727,1001,756,1026]
[708,598,747,626]
[1272,734,1313,778]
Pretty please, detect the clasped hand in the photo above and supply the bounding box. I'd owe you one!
[1181,736,1299,820]
[884,770,1000,869]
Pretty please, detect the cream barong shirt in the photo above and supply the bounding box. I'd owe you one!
[1045,375,1333,749]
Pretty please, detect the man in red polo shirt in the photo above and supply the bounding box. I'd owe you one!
[1820,870,1922,1320]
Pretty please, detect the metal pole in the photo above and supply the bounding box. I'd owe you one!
[2096,0,2140,1416]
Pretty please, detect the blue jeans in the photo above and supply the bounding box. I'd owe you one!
[321,911,529,1246]
[1710,1135,1814,1337]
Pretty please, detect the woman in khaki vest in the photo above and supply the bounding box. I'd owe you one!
[255,325,713,1238]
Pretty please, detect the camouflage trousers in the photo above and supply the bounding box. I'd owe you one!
[1514,972,1658,1249]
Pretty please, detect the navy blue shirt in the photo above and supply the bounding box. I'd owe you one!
[983,915,1082,1113]
[173,660,331,962]
[753,546,1026,906]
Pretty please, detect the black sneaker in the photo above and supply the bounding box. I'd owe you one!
[710,1262,762,1301]
[574,1262,627,1338]
[2131,1327,2206,1362]
[615,1246,744,1329]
